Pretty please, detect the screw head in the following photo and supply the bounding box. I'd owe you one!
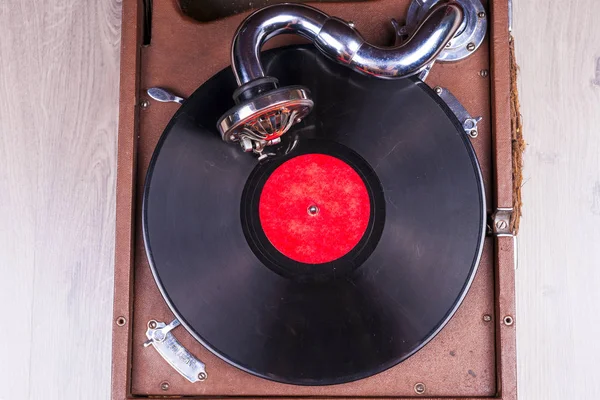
[153,331,166,342]
[478,11,486,18]
[414,382,426,394]
[307,205,320,216]
[434,86,442,95]
[140,100,150,109]
[116,317,126,327]
[348,21,355,28]
[503,315,514,326]
[480,69,489,77]
[198,372,208,381]
[467,42,476,52]
[483,314,492,322]
[496,219,509,230]
[160,381,170,391]
[464,119,476,130]
[148,320,157,329]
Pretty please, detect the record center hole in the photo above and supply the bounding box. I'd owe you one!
[307,204,319,216]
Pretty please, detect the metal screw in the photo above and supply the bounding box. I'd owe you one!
[116,317,127,327]
[160,381,170,391]
[478,11,486,18]
[140,100,150,109]
[503,315,514,326]
[496,219,509,231]
[148,320,157,329]
[348,21,355,28]
[467,42,476,52]
[483,314,492,322]
[480,69,489,77]
[198,372,208,381]
[153,331,166,342]
[469,130,478,138]
[434,86,442,95]
[414,382,426,394]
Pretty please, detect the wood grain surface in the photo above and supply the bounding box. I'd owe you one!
[513,1,600,399]
[0,0,599,399]
[0,0,121,399]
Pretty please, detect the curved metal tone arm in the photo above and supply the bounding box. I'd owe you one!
[231,2,463,86]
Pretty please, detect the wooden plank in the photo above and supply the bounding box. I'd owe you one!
[513,0,600,399]
[0,0,121,398]
[0,2,39,395]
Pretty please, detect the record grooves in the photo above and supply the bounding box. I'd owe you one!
[143,46,486,385]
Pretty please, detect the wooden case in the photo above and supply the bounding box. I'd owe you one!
[112,0,516,398]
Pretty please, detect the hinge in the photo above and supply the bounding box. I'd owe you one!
[490,208,514,237]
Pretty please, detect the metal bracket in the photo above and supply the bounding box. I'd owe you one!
[144,319,207,383]
[433,86,482,138]
[491,208,514,236]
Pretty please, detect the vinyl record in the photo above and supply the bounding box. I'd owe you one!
[143,46,486,385]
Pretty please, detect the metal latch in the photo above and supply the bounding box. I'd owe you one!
[491,208,514,236]
[144,319,208,383]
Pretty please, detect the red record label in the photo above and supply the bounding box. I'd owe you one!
[259,153,371,264]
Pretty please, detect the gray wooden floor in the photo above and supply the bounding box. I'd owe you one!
[0,0,598,399]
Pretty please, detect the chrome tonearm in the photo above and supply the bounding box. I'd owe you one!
[217,2,464,158]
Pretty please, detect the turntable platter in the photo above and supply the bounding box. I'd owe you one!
[143,46,485,385]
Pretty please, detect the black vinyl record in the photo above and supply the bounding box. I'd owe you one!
[143,46,485,385]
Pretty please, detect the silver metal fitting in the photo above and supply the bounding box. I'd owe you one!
[230,3,463,85]
[144,319,207,383]
[217,86,313,157]
[492,208,514,236]
[217,2,465,157]
[414,382,426,394]
[404,0,487,62]
[147,87,186,105]
[434,86,483,138]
